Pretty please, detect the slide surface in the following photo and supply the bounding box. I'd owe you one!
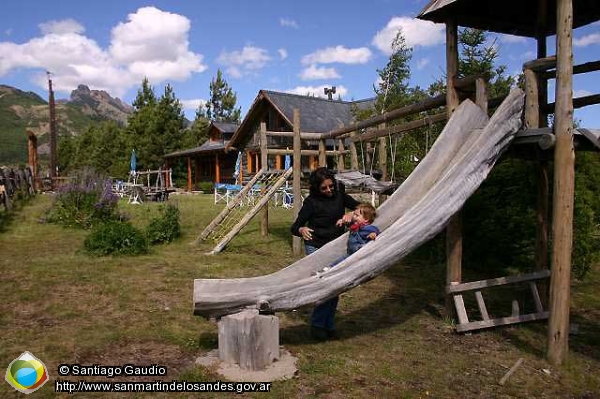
[194,89,525,318]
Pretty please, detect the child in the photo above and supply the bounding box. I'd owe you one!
[313,202,380,276]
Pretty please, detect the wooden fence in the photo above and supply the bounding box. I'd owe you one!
[0,166,36,212]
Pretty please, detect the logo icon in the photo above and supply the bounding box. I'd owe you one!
[5,351,49,394]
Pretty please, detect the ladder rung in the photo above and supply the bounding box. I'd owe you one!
[453,294,469,325]
[475,291,490,321]
[529,282,544,313]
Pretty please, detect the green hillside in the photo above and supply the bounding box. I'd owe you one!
[0,85,109,166]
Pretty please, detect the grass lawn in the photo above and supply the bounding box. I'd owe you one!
[1,193,599,398]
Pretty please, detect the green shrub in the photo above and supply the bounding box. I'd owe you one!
[45,169,119,229]
[84,221,148,256]
[146,204,181,245]
[197,182,214,193]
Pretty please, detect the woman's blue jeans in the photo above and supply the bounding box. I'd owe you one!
[306,243,339,331]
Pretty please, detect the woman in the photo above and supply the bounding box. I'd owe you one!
[291,167,359,340]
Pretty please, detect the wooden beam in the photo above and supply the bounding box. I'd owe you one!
[321,94,447,139]
[293,109,302,256]
[475,77,488,113]
[349,112,447,142]
[260,122,269,238]
[523,55,557,72]
[446,270,551,294]
[215,154,220,184]
[267,149,348,156]
[456,312,549,333]
[445,19,462,318]
[187,157,192,192]
[545,94,600,112]
[548,0,575,366]
[318,140,327,167]
[265,131,323,140]
[540,60,600,80]
[349,131,359,170]
[337,139,345,171]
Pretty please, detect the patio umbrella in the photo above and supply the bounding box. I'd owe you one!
[284,153,291,170]
[130,150,137,175]
[233,151,242,184]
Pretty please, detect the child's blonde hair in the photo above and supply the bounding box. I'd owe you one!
[356,203,376,223]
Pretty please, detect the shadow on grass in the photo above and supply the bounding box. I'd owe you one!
[280,254,448,346]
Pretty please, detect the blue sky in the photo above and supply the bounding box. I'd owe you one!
[1,0,599,127]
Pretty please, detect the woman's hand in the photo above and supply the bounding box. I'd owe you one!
[299,227,314,241]
[341,213,353,224]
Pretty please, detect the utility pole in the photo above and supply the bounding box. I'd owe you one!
[47,71,57,189]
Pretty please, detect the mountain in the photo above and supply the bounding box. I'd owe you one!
[0,84,134,165]
[67,84,133,125]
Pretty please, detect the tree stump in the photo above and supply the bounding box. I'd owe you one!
[218,309,279,371]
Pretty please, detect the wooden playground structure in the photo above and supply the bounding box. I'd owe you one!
[194,0,600,371]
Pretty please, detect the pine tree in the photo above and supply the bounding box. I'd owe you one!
[205,69,241,123]
[125,79,186,170]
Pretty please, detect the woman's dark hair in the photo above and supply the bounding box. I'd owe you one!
[309,167,338,196]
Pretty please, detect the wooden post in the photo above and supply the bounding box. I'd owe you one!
[525,54,549,305]
[445,19,462,317]
[475,78,488,113]
[194,158,200,190]
[164,161,171,187]
[309,156,317,170]
[349,131,359,170]
[247,152,253,173]
[260,122,269,238]
[187,157,192,192]
[218,309,279,371]
[547,0,574,366]
[275,155,282,170]
[337,139,345,171]
[293,109,302,255]
[318,139,327,167]
[215,154,220,184]
[26,131,38,190]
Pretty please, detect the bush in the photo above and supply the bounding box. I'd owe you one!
[46,170,119,229]
[84,221,148,256]
[146,204,181,245]
[197,182,214,193]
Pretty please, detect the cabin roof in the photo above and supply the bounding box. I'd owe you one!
[227,90,374,149]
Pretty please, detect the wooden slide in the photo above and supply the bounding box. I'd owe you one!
[193,89,525,319]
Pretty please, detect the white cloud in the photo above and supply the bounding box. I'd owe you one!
[39,19,85,35]
[302,45,372,65]
[499,33,528,44]
[217,45,271,78]
[278,48,288,60]
[574,89,593,97]
[300,64,341,80]
[286,84,348,99]
[574,32,600,47]
[0,7,207,97]
[416,58,430,70]
[180,98,206,111]
[521,50,536,60]
[372,16,444,55]
[280,18,299,29]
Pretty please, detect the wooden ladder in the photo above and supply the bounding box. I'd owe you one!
[447,270,551,333]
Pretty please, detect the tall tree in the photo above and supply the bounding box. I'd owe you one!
[204,69,241,123]
[125,79,186,170]
[374,30,413,114]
